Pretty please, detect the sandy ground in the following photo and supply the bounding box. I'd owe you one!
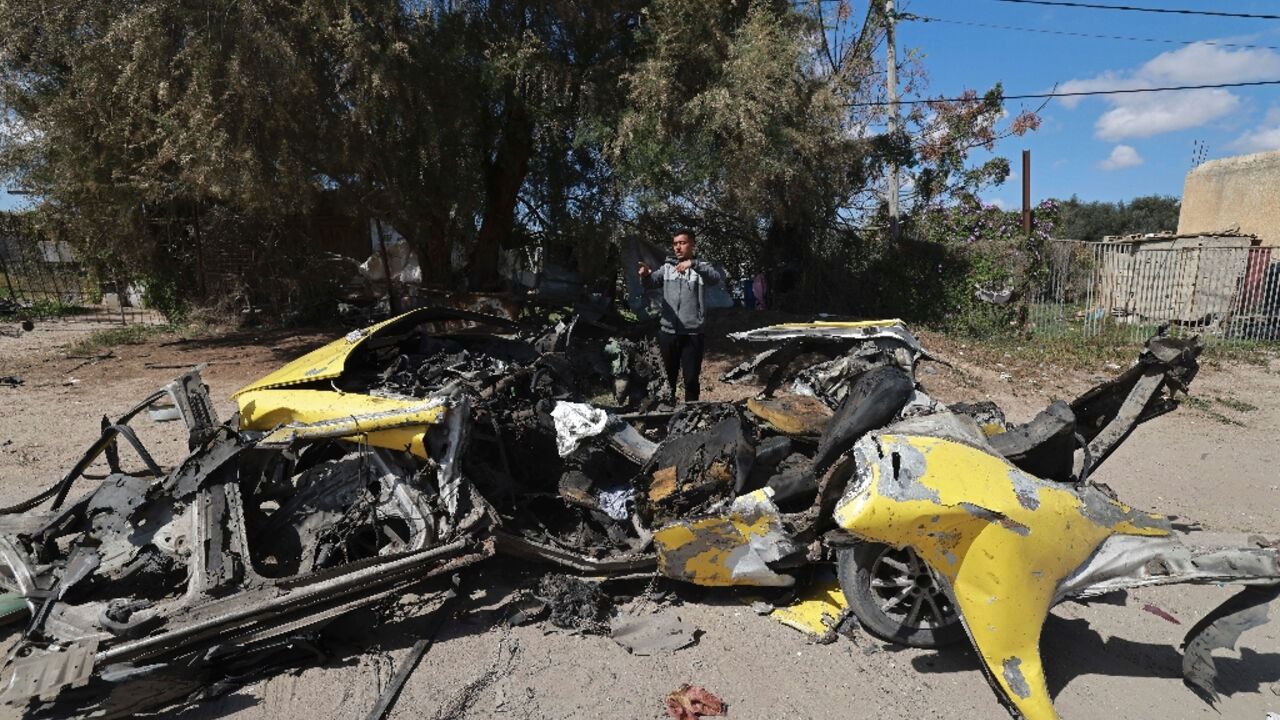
[1,313,1278,720]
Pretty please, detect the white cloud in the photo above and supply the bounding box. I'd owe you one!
[1098,144,1144,170]
[1095,89,1240,140]
[1229,107,1280,153]
[1144,44,1280,84]
[1057,43,1280,140]
[988,197,1009,210]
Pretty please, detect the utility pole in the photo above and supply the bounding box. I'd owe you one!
[1021,150,1032,236]
[885,0,900,239]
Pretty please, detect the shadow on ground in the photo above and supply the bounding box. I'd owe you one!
[902,613,1280,704]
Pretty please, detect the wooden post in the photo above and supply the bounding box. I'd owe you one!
[1022,149,1032,236]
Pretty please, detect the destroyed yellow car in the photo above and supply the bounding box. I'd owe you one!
[1,308,1275,720]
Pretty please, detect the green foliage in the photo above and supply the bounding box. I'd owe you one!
[22,299,92,320]
[66,323,181,356]
[0,0,1041,321]
[610,1,850,268]
[885,197,1060,336]
[1054,195,1180,241]
[142,270,191,324]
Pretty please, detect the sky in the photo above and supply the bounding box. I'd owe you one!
[900,0,1280,207]
[3,0,1279,211]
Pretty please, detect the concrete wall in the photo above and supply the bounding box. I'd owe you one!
[1178,149,1280,247]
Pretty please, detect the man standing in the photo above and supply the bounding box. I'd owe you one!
[638,229,722,402]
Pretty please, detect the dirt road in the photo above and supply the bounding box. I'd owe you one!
[1,316,1277,720]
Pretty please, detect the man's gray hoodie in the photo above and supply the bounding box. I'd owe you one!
[642,255,723,334]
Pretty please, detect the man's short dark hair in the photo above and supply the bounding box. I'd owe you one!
[672,228,695,243]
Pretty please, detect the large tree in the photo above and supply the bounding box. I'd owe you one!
[0,0,1039,314]
[1054,195,1181,242]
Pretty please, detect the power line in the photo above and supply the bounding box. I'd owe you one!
[991,0,1280,20]
[907,14,1280,51]
[845,79,1280,106]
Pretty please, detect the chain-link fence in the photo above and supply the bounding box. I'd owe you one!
[0,214,164,325]
[1026,239,1280,343]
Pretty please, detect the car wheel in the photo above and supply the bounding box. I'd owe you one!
[836,542,966,648]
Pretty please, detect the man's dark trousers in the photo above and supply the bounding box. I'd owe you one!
[658,331,704,402]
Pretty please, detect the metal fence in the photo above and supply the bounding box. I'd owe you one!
[0,215,163,326]
[1026,239,1280,343]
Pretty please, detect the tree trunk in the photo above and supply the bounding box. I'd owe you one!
[419,217,453,289]
[471,96,532,290]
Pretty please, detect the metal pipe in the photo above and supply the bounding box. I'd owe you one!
[97,538,480,664]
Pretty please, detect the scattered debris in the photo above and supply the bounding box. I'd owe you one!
[551,401,611,457]
[365,597,454,720]
[664,684,725,720]
[65,350,114,361]
[534,575,611,634]
[654,488,800,587]
[973,284,1014,305]
[0,300,36,334]
[767,571,849,638]
[1,310,1275,720]
[1182,586,1280,705]
[1143,603,1182,625]
[68,350,114,372]
[610,612,698,656]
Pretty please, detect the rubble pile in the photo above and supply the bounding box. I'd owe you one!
[0,308,1276,720]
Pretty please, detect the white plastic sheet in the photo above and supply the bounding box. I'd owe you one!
[551,401,610,457]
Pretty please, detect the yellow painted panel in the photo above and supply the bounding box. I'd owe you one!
[654,490,797,587]
[237,388,446,458]
[834,434,1169,720]
[232,311,418,398]
[769,572,849,637]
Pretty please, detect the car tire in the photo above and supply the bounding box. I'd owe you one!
[836,542,966,648]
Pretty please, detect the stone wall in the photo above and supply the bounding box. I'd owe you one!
[1178,149,1280,247]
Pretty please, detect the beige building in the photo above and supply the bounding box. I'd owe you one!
[1178,149,1280,247]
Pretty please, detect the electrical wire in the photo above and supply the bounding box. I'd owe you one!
[906,14,1280,51]
[992,0,1280,20]
[845,79,1280,106]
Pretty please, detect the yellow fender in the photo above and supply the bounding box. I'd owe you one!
[835,434,1169,720]
[237,388,447,458]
